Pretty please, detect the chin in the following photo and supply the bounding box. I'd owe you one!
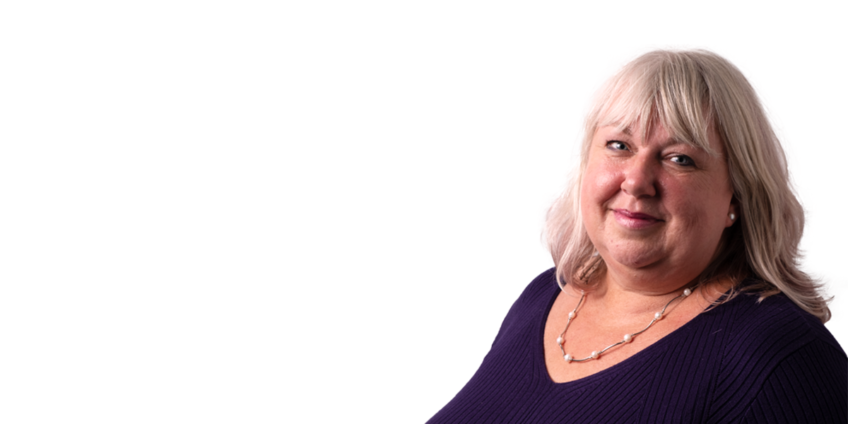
[604,247,662,270]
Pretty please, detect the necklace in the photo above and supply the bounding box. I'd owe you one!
[556,287,694,363]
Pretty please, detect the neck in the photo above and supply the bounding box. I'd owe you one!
[575,269,696,317]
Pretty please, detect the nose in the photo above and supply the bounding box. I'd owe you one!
[620,156,657,198]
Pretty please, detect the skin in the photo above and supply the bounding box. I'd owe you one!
[543,121,737,383]
[581,122,736,293]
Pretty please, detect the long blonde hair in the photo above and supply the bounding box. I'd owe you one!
[546,50,831,322]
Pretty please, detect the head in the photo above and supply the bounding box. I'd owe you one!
[546,49,829,321]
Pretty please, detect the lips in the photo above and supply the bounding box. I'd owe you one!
[612,209,662,229]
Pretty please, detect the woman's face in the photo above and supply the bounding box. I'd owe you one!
[580,122,735,286]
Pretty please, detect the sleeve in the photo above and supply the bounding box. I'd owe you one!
[741,338,847,423]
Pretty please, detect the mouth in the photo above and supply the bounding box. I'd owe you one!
[612,209,662,229]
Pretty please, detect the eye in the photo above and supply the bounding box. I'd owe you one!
[606,140,628,151]
[669,155,695,167]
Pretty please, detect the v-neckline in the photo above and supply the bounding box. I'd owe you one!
[535,280,721,387]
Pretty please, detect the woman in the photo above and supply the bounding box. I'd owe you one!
[427,50,847,423]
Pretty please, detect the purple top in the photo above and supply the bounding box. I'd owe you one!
[428,268,847,423]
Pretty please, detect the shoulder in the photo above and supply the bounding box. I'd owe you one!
[500,267,558,321]
[705,288,847,422]
[514,267,558,304]
[489,268,558,345]
[716,289,844,358]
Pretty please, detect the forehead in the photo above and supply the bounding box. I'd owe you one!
[588,66,720,157]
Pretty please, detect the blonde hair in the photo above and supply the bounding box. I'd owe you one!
[546,50,831,322]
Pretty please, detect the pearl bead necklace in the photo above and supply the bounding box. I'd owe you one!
[556,287,694,363]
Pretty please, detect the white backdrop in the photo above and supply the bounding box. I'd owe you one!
[1,1,845,423]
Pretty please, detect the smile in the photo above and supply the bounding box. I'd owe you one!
[612,209,662,229]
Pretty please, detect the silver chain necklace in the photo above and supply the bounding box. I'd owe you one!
[556,287,694,363]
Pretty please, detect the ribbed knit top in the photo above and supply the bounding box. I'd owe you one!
[427,268,847,423]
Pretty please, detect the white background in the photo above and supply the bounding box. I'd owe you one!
[1,1,845,423]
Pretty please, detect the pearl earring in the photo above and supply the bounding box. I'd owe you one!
[729,213,736,221]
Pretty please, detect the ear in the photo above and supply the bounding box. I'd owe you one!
[725,198,738,228]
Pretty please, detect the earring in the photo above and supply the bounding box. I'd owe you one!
[729,213,736,221]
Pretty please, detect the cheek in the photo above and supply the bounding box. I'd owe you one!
[581,163,620,209]
[670,184,730,231]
